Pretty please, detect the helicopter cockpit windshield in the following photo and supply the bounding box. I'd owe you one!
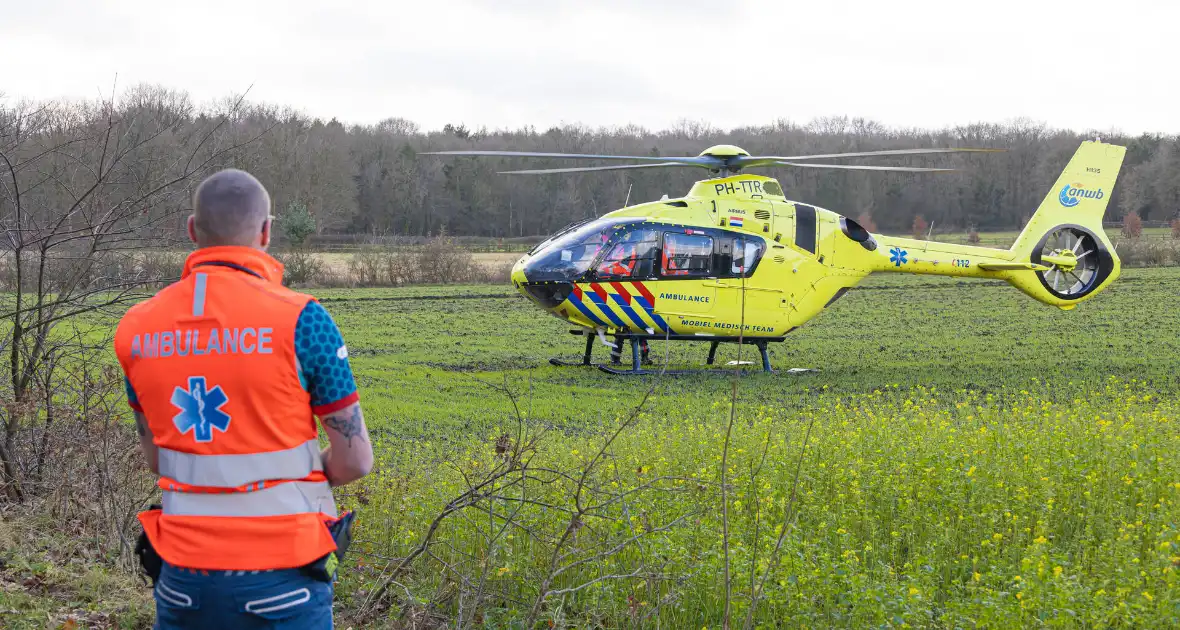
[522,218,639,283]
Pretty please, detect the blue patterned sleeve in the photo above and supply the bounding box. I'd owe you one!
[294,300,359,415]
[124,375,142,411]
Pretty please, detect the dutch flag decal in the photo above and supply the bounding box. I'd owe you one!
[730,216,744,228]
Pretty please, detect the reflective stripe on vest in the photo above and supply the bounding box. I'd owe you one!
[159,439,322,488]
[162,480,338,518]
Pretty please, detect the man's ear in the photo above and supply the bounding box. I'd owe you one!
[260,218,271,250]
[187,215,198,245]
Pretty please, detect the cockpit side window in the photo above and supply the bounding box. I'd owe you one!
[595,228,660,279]
[522,218,640,283]
[713,233,766,278]
[661,232,714,277]
[730,237,765,276]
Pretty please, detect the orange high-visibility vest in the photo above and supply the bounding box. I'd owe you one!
[114,246,338,571]
[605,244,637,277]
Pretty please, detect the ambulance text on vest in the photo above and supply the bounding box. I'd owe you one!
[129,327,274,358]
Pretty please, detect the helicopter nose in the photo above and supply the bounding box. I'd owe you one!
[511,256,529,288]
[513,253,576,309]
[519,281,575,309]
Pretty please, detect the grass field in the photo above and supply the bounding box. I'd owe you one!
[313,267,1180,627]
[5,268,1178,628]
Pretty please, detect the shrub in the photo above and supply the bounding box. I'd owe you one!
[1115,239,1179,267]
[349,249,387,286]
[274,250,327,287]
[418,236,482,284]
[1121,211,1143,239]
[1171,218,1180,240]
[346,236,489,287]
[479,260,515,285]
[2,352,155,565]
[46,250,141,293]
[384,250,418,286]
[276,201,317,248]
[967,228,981,244]
[0,250,186,292]
[316,265,355,288]
[911,215,929,240]
[139,251,186,287]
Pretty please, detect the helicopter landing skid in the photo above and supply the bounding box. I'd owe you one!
[548,358,592,367]
[548,333,597,367]
[594,363,713,376]
[550,330,786,376]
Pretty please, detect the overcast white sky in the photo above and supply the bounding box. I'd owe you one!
[1,0,1176,134]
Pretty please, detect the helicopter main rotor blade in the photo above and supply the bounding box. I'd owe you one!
[499,162,696,175]
[773,162,957,172]
[424,150,717,167]
[735,147,1002,168]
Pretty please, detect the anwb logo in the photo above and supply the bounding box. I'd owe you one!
[1059,183,1104,208]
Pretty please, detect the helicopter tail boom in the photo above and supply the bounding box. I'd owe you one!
[865,141,1125,309]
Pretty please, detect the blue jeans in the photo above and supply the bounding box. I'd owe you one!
[153,562,333,629]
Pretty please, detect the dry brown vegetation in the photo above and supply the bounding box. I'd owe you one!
[1112,238,1180,267]
[1122,211,1144,238]
[345,236,509,288]
[911,214,929,239]
[0,87,253,626]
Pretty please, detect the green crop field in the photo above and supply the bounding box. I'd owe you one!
[311,268,1180,628]
[6,269,1177,628]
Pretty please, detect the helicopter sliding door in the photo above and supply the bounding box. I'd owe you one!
[708,234,786,337]
[650,229,717,333]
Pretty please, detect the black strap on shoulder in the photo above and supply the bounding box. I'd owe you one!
[191,260,265,280]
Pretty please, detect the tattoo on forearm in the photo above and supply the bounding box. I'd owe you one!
[324,406,366,447]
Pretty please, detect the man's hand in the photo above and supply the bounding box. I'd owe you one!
[319,402,373,487]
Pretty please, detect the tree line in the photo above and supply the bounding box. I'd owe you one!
[3,85,1179,245]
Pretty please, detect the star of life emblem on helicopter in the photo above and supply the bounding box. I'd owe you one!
[171,376,231,442]
[889,247,909,267]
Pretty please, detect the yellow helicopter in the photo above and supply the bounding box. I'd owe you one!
[427,141,1125,374]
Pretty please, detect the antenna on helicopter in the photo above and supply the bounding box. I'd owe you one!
[623,183,632,208]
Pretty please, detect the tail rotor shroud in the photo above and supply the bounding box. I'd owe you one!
[1030,226,1109,300]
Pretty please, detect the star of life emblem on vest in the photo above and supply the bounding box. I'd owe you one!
[171,376,231,442]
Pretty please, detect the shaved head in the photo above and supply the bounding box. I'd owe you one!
[191,169,272,248]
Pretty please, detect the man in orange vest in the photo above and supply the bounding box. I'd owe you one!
[604,242,638,277]
[115,169,373,628]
